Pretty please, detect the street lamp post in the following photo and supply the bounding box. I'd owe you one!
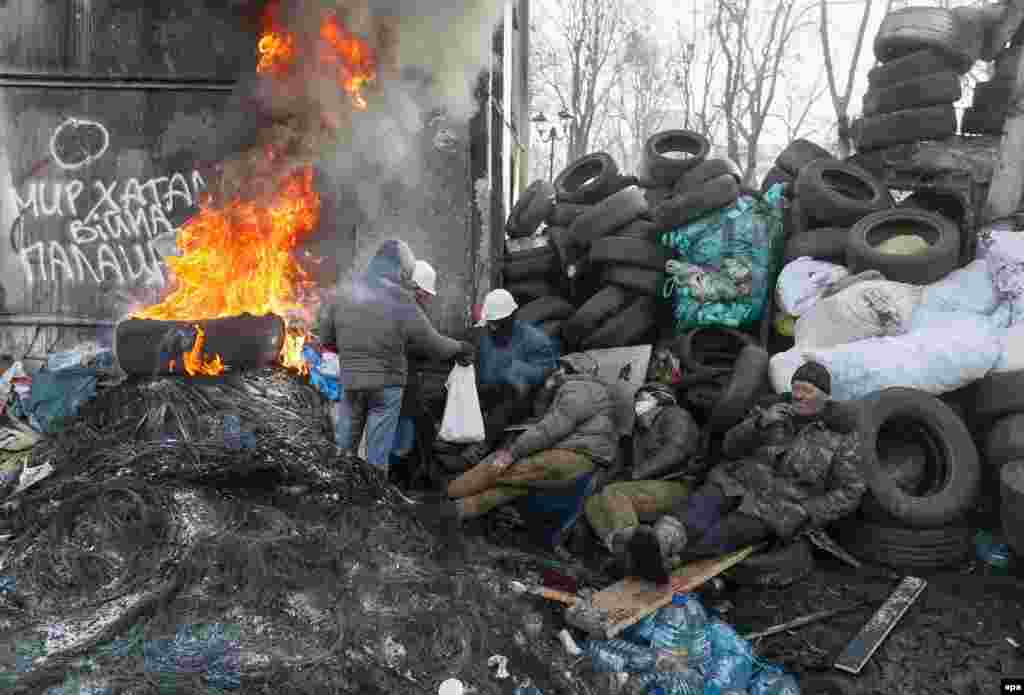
[532,112,563,181]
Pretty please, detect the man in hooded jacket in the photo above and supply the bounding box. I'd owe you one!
[439,353,617,522]
[626,362,867,584]
[583,382,702,567]
[319,240,476,473]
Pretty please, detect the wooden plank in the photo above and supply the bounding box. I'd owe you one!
[833,576,927,675]
[567,544,761,639]
[985,2,1024,222]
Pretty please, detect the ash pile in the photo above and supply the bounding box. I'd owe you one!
[0,368,598,695]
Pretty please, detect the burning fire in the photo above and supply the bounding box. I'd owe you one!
[133,169,320,373]
[134,5,379,377]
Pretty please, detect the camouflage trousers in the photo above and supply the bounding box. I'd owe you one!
[447,449,595,519]
[584,480,692,542]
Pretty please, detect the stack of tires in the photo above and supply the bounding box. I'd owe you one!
[963,44,1022,136]
[835,388,981,571]
[852,6,981,151]
[500,224,576,345]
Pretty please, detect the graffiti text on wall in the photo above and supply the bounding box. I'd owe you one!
[9,118,208,289]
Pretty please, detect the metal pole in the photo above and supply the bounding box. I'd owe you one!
[549,137,555,181]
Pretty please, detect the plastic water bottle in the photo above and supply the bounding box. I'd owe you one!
[625,668,704,695]
[585,639,658,673]
[223,414,241,450]
[703,620,754,692]
[749,668,801,695]
[512,685,544,695]
[649,594,711,669]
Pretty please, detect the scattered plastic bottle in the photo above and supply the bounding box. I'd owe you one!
[649,594,711,669]
[703,620,754,692]
[624,668,704,695]
[513,684,544,695]
[223,414,242,451]
[975,529,1014,575]
[748,667,801,695]
[585,639,658,673]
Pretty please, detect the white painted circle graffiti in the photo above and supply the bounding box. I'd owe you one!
[49,118,110,171]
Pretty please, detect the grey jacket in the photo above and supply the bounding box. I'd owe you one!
[631,405,702,480]
[319,275,462,391]
[508,374,619,466]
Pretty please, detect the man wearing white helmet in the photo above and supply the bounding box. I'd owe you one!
[389,260,440,486]
[459,288,560,468]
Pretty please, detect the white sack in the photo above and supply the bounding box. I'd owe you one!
[794,280,922,348]
[775,257,850,317]
[438,364,486,443]
[772,305,1009,400]
[919,259,998,315]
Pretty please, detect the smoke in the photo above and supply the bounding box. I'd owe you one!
[242,0,505,284]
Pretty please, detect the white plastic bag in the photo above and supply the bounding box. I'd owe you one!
[919,259,998,316]
[794,280,921,348]
[438,365,486,443]
[775,257,849,317]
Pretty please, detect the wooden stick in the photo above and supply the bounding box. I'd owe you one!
[741,603,868,641]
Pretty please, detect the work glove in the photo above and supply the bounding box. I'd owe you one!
[455,341,476,366]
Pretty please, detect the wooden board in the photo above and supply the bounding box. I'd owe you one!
[569,544,761,639]
[833,576,927,675]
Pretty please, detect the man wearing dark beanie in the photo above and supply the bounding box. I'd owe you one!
[626,360,866,585]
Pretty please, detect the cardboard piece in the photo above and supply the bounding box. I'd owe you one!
[567,544,761,639]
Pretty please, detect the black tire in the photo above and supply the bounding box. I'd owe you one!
[795,160,891,227]
[642,130,711,185]
[846,208,960,285]
[860,425,942,523]
[784,227,849,264]
[708,345,770,432]
[502,246,558,281]
[724,538,815,588]
[836,515,971,571]
[642,185,675,210]
[554,152,620,204]
[961,106,1005,136]
[505,279,558,304]
[516,296,576,324]
[852,103,957,151]
[674,158,741,193]
[972,79,1013,113]
[569,185,649,247]
[652,175,740,230]
[582,295,658,350]
[589,237,668,271]
[859,388,981,528]
[898,190,967,226]
[538,319,564,340]
[874,7,973,73]
[760,166,794,195]
[600,265,662,296]
[507,180,556,239]
[563,286,633,349]
[775,139,833,176]
[614,219,660,242]
[548,202,591,227]
[1001,462,1024,558]
[783,197,806,239]
[868,49,957,88]
[861,71,962,117]
[676,327,756,378]
[985,414,1024,473]
[969,370,1024,422]
[546,226,579,277]
[952,5,985,68]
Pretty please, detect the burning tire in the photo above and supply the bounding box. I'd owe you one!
[115,313,286,377]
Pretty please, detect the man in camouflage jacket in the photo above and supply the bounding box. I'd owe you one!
[627,361,867,584]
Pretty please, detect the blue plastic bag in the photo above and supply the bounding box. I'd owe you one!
[659,189,786,335]
[749,666,801,695]
[701,620,754,693]
[303,346,341,401]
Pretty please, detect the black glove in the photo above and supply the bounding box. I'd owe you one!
[455,341,476,366]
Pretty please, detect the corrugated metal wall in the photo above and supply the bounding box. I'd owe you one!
[0,0,497,365]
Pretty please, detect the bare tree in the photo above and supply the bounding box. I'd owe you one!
[819,0,874,156]
[672,18,723,138]
[775,70,829,143]
[531,0,630,162]
[713,0,815,183]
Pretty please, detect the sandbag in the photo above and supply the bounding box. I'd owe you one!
[438,365,486,444]
[794,280,922,348]
[659,188,786,335]
[775,257,850,317]
[771,306,1009,400]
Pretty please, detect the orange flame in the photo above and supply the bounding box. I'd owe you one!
[182,326,225,376]
[319,12,378,110]
[133,168,320,372]
[256,0,297,76]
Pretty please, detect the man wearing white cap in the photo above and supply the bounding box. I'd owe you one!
[460,288,560,468]
[389,260,441,485]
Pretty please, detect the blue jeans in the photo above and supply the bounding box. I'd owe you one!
[333,386,404,468]
[392,416,416,458]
